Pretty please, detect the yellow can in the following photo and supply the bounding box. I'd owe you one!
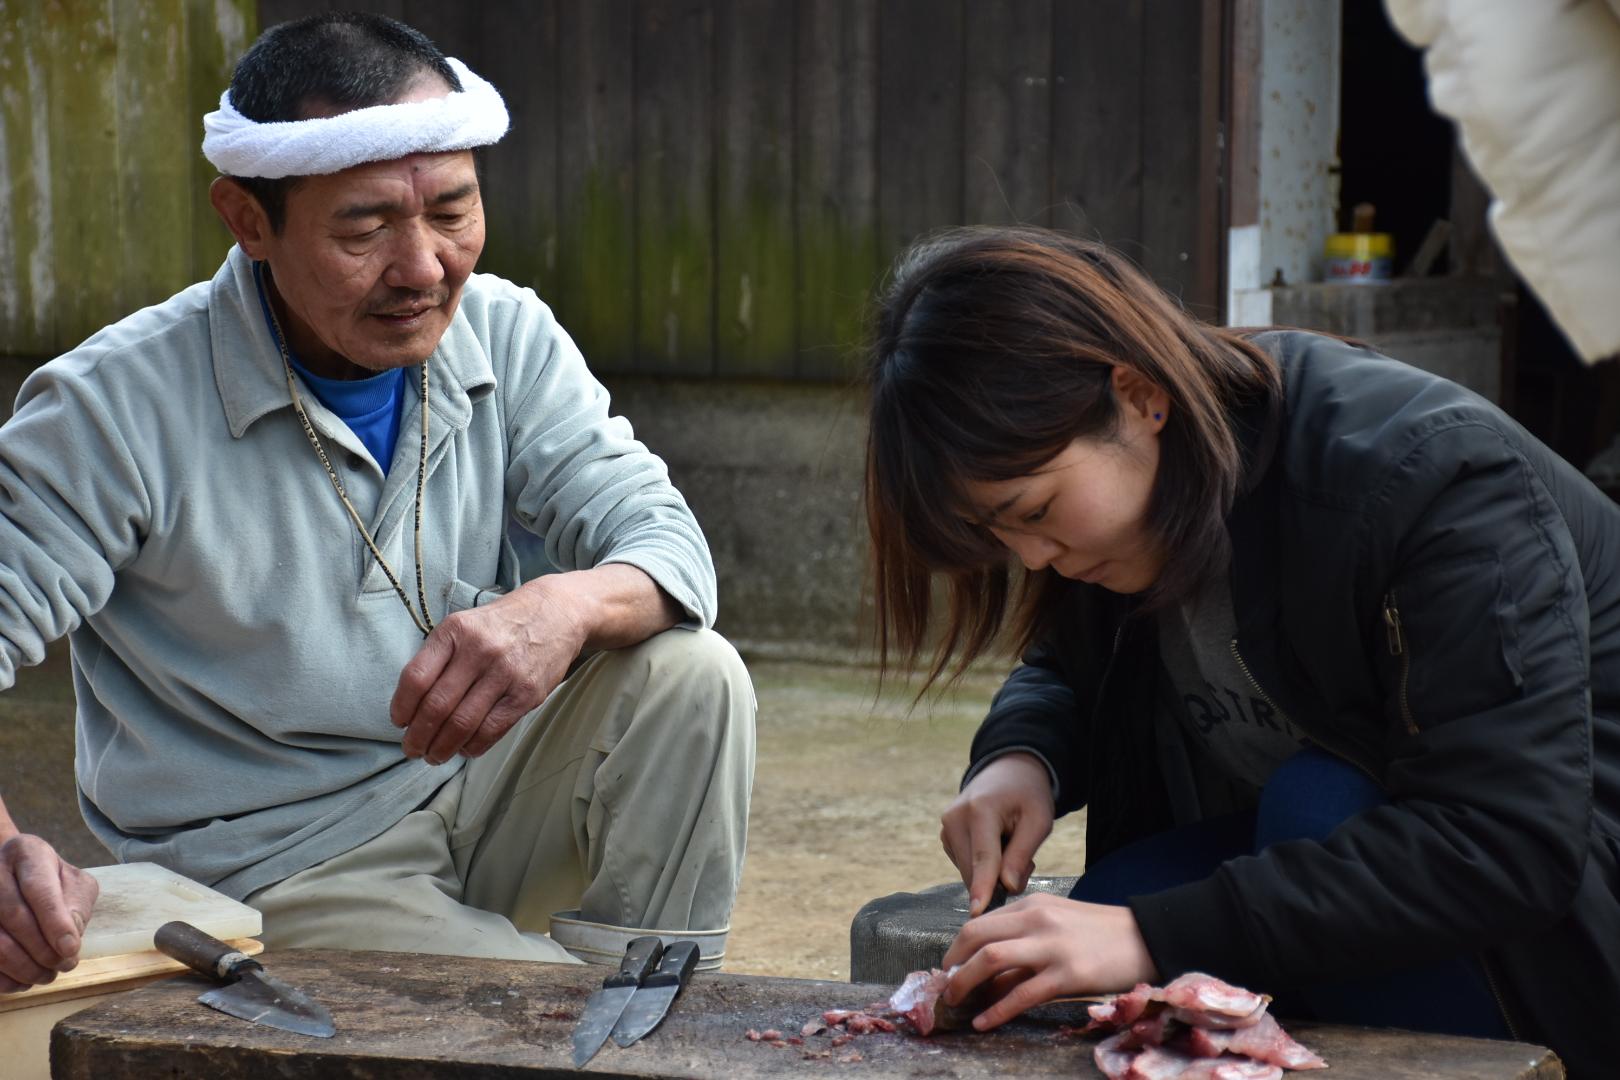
[1324,232,1394,284]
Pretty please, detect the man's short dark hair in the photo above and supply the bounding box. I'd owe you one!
[225,13,462,232]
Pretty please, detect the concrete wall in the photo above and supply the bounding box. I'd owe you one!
[1268,278,1505,403]
[601,375,872,660]
[1,359,875,660]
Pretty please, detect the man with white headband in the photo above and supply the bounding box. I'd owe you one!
[0,12,754,991]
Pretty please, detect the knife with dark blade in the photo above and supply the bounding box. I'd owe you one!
[571,935,664,1067]
[155,920,335,1037]
[609,939,699,1047]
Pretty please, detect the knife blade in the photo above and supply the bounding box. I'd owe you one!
[609,939,699,1047]
[571,935,664,1067]
[154,920,335,1038]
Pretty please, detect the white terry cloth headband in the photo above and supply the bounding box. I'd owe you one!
[201,57,509,179]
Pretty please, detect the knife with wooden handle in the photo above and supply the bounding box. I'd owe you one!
[155,920,335,1038]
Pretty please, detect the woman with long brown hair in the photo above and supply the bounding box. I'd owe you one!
[865,226,1619,1073]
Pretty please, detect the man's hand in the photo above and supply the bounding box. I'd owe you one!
[939,894,1158,1030]
[390,576,587,764]
[939,752,1055,916]
[0,833,99,993]
[390,564,682,764]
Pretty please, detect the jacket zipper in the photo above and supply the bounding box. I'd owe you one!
[1479,955,1522,1041]
[1228,639,1382,784]
[1382,594,1520,1037]
[1382,592,1418,734]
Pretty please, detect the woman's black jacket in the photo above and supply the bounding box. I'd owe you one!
[968,332,1620,1073]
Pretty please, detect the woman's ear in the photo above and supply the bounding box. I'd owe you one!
[1111,365,1170,434]
[209,177,273,259]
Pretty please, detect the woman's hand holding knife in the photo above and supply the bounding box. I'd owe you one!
[937,752,1158,1030]
[939,752,1055,916]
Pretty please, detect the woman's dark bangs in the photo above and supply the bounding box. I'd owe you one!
[876,390,1001,570]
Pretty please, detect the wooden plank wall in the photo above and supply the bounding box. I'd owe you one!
[260,0,1218,378]
[0,0,253,358]
[2,1,1217,376]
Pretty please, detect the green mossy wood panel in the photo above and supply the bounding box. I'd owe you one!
[5,1,1214,378]
[714,0,795,377]
[792,0,876,380]
[184,0,252,282]
[0,0,251,359]
[115,0,193,318]
[554,0,636,370]
[0,3,54,355]
[44,0,121,353]
[1052,0,1144,253]
[877,0,963,266]
[963,0,1052,227]
[1139,0,1205,312]
[470,0,561,308]
[634,0,715,376]
[259,0,332,24]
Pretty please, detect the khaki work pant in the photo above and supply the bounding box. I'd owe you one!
[247,628,755,969]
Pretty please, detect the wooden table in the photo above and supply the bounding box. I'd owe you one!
[50,950,1565,1079]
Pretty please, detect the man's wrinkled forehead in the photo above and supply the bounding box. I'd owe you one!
[297,152,481,222]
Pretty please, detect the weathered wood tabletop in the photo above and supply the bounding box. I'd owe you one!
[50,949,1564,1079]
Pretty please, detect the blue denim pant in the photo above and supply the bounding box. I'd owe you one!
[1069,748,1512,1039]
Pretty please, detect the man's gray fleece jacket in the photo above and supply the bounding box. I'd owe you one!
[0,246,718,900]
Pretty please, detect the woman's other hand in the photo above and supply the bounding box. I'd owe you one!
[940,752,1055,916]
[940,894,1158,1030]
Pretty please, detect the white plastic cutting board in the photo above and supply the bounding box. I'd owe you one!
[0,862,263,1012]
[78,862,261,959]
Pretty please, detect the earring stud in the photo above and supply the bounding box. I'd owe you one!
[1153,412,1163,421]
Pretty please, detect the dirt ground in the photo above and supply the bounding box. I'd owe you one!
[1,645,1088,981]
[725,659,1087,980]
